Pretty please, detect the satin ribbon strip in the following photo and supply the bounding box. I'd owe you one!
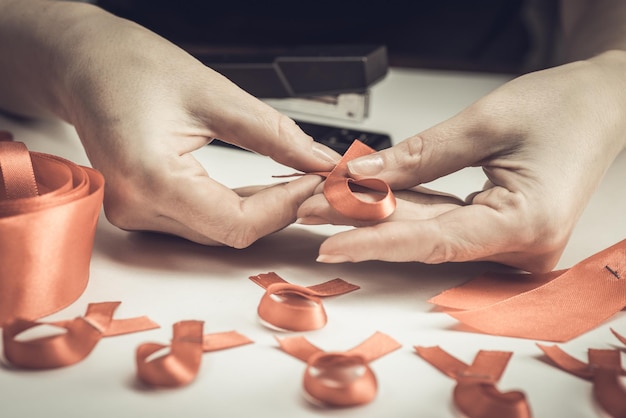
[538,329,626,418]
[136,320,253,388]
[276,331,401,407]
[249,272,360,332]
[428,239,626,342]
[2,301,159,369]
[415,346,531,418]
[0,139,105,326]
[274,139,396,221]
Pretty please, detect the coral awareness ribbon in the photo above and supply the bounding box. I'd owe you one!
[276,331,401,407]
[249,272,359,331]
[275,139,396,221]
[415,346,531,418]
[0,137,105,326]
[538,328,626,418]
[2,301,159,369]
[136,320,253,388]
[429,239,626,342]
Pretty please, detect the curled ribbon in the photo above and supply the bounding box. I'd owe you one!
[428,239,626,342]
[0,139,104,326]
[249,272,359,332]
[276,331,401,407]
[2,301,159,369]
[275,139,396,221]
[538,328,626,418]
[415,346,531,418]
[136,320,253,388]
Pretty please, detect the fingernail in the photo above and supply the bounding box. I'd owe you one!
[347,155,383,176]
[316,254,353,263]
[296,216,325,225]
[312,142,341,164]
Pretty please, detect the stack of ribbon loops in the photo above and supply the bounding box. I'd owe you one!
[0,139,105,326]
[277,331,401,407]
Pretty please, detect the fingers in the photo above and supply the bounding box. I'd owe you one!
[345,101,513,189]
[315,189,564,273]
[118,174,323,248]
[190,70,341,173]
[297,189,463,226]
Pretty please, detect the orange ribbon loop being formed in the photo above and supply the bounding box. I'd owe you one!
[538,329,626,418]
[0,139,105,326]
[322,140,395,221]
[428,239,626,342]
[415,346,531,418]
[2,301,159,369]
[274,140,396,221]
[276,331,401,407]
[136,320,253,388]
[249,272,360,332]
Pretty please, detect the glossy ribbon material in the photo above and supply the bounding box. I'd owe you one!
[136,320,253,388]
[538,329,626,418]
[3,301,159,369]
[250,272,359,331]
[429,239,626,342]
[415,346,531,418]
[275,139,396,221]
[277,331,401,407]
[0,139,104,326]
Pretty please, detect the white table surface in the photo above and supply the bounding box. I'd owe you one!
[1,67,625,418]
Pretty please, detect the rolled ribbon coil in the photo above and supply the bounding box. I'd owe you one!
[0,140,104,326]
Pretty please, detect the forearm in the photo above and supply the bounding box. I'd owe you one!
[0,0,144,121]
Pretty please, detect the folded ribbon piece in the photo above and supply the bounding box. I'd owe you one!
[3,301,159,369]
[250,272,359,331]
[538,329,626,418]
[429,239,626,342]
[0,139,105,326]
[136,320,253,388]
[415,346,531,418]
[275,139,396,221]
[276,331,401,407]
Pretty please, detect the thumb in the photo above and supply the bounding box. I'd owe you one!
[346,109,505,189]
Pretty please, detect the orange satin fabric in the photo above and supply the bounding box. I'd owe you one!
[538,329,626,418]
[3,301,159,369]
[0,139,104,326]
[277,331,401,407]
[136,320,253,388]
[275,139,396,221]
[416,346,531,418]
[250,272,359,331]
[429,239,626,342]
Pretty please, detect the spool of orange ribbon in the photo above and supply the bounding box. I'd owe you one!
[0,139,104,326]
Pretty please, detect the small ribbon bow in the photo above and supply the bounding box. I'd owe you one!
[277,331,401,407]
[2,301,159,369]
[538,328,626,418]
[136,320,253,388]
[415,346,531,418]
[249,272,359,331]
